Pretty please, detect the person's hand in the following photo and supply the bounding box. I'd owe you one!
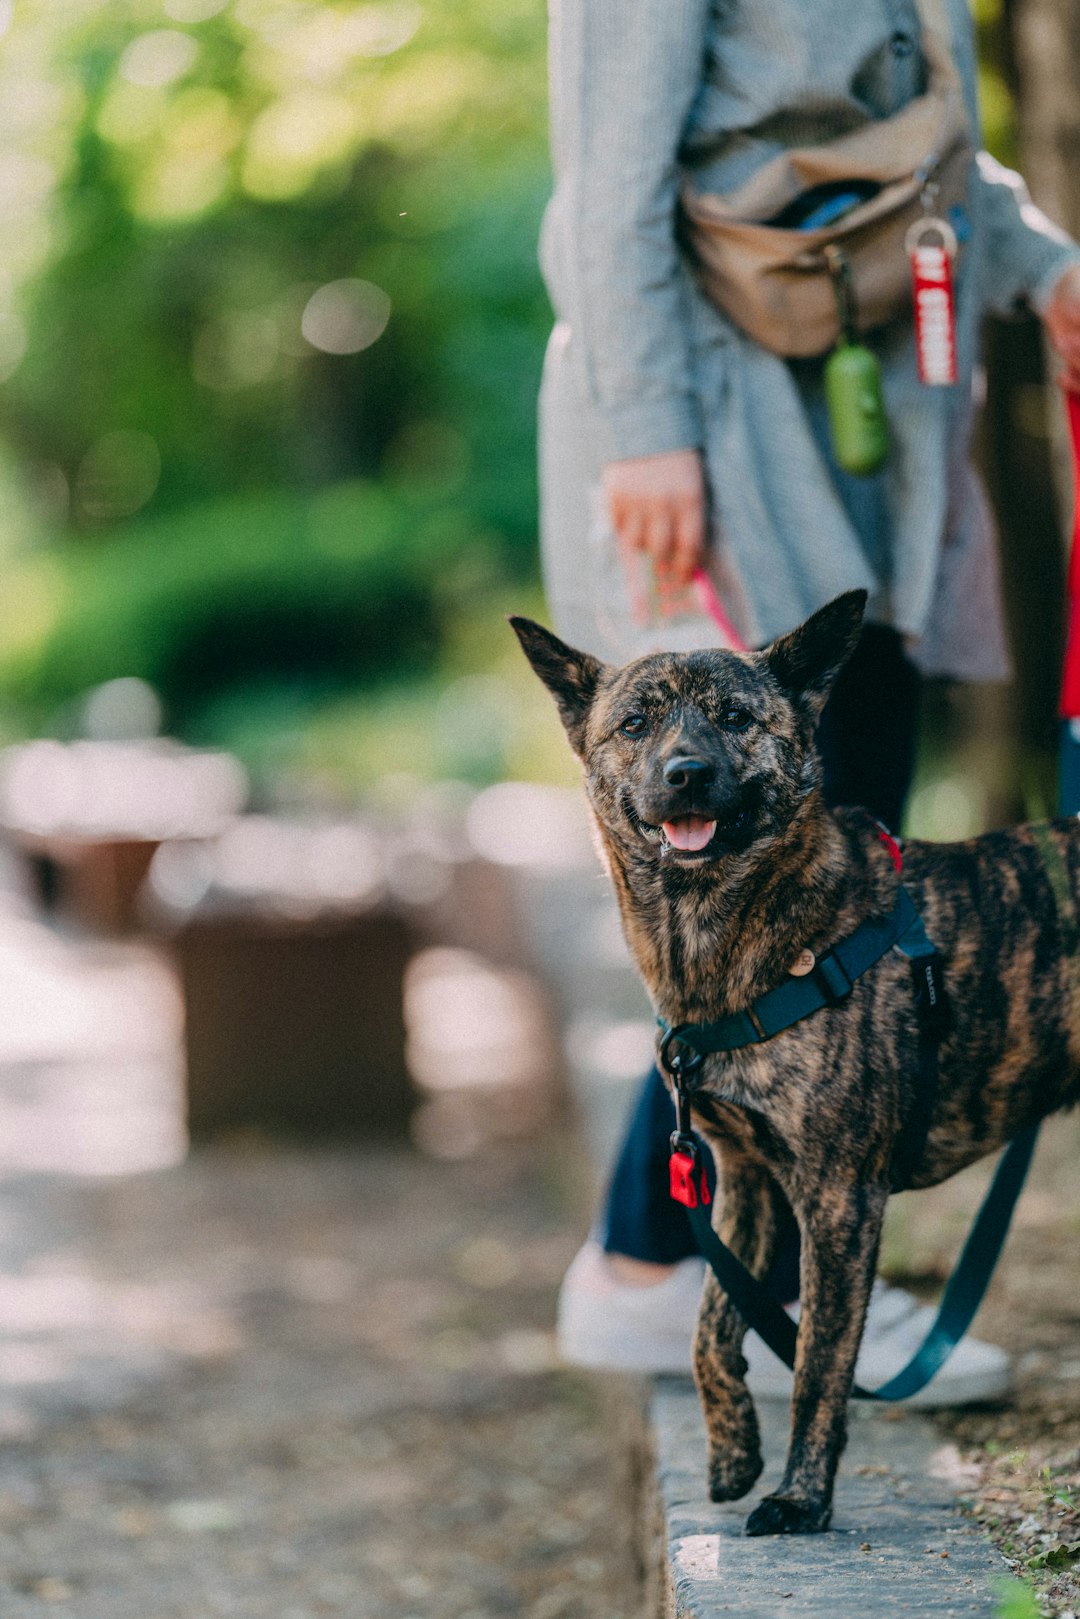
[1042,263,1080,393]
[602,448,707,599]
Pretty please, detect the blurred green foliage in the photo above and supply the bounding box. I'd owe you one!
[972,0,1018,167]
[0,0,552,771]
[0,0,1027,802]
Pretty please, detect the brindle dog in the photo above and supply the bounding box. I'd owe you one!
[512,589,1080,1537]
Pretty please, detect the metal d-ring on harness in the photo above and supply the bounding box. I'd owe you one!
[660,833,1043,1401]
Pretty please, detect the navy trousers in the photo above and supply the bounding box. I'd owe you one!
[601,625,921,1291]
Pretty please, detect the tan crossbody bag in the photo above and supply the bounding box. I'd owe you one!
[677,0,973,357]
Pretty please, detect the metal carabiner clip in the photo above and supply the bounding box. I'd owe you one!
[658,1023,705,1081]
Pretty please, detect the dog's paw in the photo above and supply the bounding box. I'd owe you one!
[707,1445,764,1502]
[744,1494,831,1537]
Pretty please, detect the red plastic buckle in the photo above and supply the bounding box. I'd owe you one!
[669,1149,711,1209]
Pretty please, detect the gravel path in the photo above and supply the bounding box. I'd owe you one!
[0,1137,645,1619]
[0,853,645,1619]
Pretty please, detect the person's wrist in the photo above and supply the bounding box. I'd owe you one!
[1045,261,1080,312]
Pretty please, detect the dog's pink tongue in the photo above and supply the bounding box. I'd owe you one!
[662,816,717,852]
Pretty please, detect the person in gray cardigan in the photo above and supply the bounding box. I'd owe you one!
[542,0,1080,1398]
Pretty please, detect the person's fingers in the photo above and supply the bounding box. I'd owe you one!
[611,495,646,554]
[655,572,678,617]
[616,531,651,625]
[641,503,676,574]
[671,490,707,587]
[601,450,708,609]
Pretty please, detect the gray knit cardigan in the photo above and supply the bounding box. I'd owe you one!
[538,0,1080,676]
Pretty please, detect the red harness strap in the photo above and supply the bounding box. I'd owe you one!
[874,820,903,872]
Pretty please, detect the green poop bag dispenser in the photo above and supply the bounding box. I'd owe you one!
[822,246,889,477]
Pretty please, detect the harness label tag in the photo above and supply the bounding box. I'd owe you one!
[910,952,950,1040]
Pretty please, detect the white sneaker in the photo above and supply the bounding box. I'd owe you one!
[745,1280,1011,1406]
[556,1240,707,1374]
[556,1244,1011,1407]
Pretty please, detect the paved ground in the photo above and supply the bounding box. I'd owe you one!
[0,1134,646,1619]
[0,851,646,1619]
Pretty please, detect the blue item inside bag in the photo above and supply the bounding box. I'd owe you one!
[768,179,881,231]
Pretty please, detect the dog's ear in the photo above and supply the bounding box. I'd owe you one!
[509,616,606,752]
[763,590,867,714]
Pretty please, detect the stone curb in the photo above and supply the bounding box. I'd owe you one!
[652,1379,1008,1617]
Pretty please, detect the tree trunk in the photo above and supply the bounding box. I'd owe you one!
[1009,0,1080,237]
[960,0,1080,828]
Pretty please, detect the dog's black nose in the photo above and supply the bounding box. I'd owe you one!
[662,755,711,791]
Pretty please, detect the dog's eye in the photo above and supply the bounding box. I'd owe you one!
[721,706,752,731]
[619,713,647,737]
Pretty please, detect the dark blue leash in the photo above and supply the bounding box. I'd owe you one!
[672,1123,1036,1400]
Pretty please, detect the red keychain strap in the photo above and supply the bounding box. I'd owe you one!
[909,229,958,387]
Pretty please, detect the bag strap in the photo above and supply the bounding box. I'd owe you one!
[913,0,952,47]
[912,0,965,99]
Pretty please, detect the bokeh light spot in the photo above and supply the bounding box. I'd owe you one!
[119,29,199,89]
[164,0,230,20]
[0,154,56,216]
[193,310,280,391]
[240,92,361,201]
[301,279,391,355]
[75,431,162,523]
[129,87,240,221]
[275,2,422,78]
[97,81,169,147]
[907,775,985,842]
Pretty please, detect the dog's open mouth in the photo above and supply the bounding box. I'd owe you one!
[633,808,753,860]
[663,815,717,854]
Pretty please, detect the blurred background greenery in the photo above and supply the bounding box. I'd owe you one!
[0,0,1069,829]
[0,0,578,801]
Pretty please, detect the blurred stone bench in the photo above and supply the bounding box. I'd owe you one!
[147,818,417,1140]
[0,739,247,934]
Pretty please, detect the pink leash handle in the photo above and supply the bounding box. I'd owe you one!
[692,568,748,652]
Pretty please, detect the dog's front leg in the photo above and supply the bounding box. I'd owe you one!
[745,1180,887,1537]
[695,1146,787,1504]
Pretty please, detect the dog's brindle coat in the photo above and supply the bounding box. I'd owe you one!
[512,590,1080,1537]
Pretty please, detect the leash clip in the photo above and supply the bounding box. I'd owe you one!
[659,1023,704,1139]
[660,1024,711,1207]
[658,1023,705,1081]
